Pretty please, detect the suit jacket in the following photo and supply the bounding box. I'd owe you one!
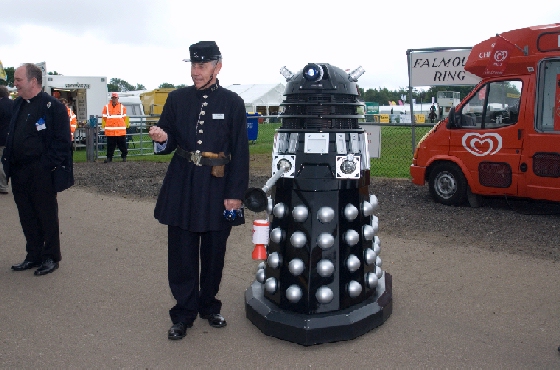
[0,96,13,146]
[1,92,72,185]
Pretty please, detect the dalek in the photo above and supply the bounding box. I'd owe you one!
[244,63,392,346]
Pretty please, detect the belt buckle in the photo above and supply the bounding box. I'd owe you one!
[191,151,202,166]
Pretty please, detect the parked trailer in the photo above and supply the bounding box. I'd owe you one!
[45,75,108,143]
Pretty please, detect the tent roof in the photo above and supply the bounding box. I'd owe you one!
[226,83,285,106]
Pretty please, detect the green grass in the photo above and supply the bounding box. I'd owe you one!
[248,123,281,154]
[74,123,433,178]
[371,126,431,178]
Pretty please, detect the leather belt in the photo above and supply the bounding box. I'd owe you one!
[175,146,230,166]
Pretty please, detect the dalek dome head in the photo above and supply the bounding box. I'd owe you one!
[280,64,365,95]
[278,64,366,130]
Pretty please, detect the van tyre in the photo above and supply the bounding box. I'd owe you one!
[428,163,467,206]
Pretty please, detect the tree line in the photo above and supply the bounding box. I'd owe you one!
[1,65,477,103]
[0,67,181,92]
[106,78,185,92]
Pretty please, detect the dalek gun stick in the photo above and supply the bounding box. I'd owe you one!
[244,160,291,213]
[244,63,392,346]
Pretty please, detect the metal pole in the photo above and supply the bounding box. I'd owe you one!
[407,50,416,155]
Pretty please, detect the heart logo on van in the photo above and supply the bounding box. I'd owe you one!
[461,133,502,156]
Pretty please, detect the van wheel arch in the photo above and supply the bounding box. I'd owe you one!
[428,162,467,206]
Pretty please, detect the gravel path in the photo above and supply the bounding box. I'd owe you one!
[73,160,560,261]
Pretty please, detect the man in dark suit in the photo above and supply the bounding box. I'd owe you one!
[1,63,72,276]
[0,85,13,194]
[149,41,249,340]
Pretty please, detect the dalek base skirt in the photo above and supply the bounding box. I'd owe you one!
[245,272,392,346]
[244,63,392,345]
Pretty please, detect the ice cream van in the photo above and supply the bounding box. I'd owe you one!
[410,24,560,206]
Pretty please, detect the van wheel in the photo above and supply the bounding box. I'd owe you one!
[428,163,467,206]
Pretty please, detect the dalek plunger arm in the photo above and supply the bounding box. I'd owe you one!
[244,160,291,212]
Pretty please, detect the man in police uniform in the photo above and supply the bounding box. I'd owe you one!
[149,41,249,340]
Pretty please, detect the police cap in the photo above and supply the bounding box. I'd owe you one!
[183,41,221,63]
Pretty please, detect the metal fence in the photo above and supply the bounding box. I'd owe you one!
[74,116,156,161]
[250,115,437,179]
[76,115,436,178]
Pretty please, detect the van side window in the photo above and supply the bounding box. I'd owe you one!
[460,87,485,128]
[460,80,522,129]
[536,59,560,132]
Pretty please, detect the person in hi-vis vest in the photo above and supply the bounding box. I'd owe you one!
[102,92,129,162]
[60,98,77,142]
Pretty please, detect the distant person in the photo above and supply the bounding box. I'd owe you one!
[60,98,77,143]
[102,92,128,162]
[0,85,14,194]
[429,104,437,123]
[67,99,77,142]
[1,63,72,275]
[149,41,249,340]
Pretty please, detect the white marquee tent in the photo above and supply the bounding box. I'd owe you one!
[226,83,285,116]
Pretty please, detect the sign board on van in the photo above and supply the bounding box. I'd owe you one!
[409,49,481,86]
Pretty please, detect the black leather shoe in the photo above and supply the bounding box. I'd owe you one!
[200,313,227,328]
[34,259,59,276]
[11,259,41,271]
[168,322,190,340]
[103,158,112,163]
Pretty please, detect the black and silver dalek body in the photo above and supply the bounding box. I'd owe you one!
[244,63,392,346]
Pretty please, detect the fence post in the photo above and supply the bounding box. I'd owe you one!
[85,115,98,162]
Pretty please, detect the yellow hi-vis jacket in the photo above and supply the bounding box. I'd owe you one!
[67,107,77,140]
[102,102,128,136]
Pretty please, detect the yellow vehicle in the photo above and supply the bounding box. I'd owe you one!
[140,88,176,116]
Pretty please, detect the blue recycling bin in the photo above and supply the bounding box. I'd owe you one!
[246,112,260,142]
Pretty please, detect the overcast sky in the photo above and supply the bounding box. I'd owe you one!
[1,1,559,91]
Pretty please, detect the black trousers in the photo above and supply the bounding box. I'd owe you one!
[168,225,232,325]
[106,135,128,159]
[11,161,61,262]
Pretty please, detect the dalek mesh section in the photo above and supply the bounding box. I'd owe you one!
[281,93,361,130]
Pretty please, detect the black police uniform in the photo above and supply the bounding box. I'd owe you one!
[154,80,249,325]
[1,92,72,264]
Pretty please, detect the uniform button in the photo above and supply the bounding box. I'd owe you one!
[199,121,204,124]
[203,95,208,99]
[199,130,203,133]
[197,140,202,144]
[200,111,205,115]
[203,102,208,106]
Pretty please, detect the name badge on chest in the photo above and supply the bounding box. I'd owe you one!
[213,114,225,119]
[36,117,46,131]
